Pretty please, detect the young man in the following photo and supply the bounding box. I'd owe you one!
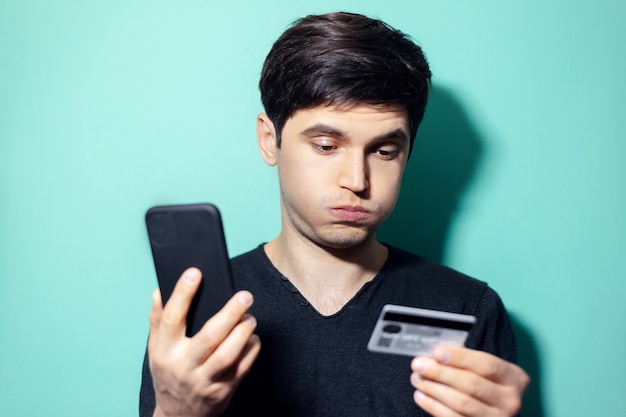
[140,12,529,417]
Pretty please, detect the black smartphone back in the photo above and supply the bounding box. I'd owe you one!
[146,203,235,336]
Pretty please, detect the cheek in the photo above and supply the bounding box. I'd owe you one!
[372,166,404,199]
[278,153,326,188]
[278,162,317,204]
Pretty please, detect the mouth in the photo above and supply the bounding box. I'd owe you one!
[329,206,372,222]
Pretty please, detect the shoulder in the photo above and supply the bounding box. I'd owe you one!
[385,246,482,283]
[229,244,275,290]
[381,245,490,309]
[230,244,266,270]
[382,246,517,360]
[378,246,512,335]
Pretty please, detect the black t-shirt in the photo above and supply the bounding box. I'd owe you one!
[140,245,517,417]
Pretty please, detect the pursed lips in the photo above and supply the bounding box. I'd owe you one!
[328,205,372,222]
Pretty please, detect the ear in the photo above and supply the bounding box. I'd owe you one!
[257,113,278,166]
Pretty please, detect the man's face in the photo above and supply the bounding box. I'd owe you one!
[258,103,410,250]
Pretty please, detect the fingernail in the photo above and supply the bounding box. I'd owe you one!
[238,291,253,306]
[412,358,428,373]
[433,347,451,363]
[414,390,425,401]
[411,372,422,385]
[184,269,199,285]
[244,315,257,328]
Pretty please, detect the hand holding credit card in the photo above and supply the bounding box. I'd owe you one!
[367,304,476,357]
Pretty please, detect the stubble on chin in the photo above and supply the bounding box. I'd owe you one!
[305,222,379,251]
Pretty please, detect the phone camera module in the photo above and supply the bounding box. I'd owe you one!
[148,212,178,246]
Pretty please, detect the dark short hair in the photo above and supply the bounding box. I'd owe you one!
[259,12,432,152]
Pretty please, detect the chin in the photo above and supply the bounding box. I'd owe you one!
[314,228,375,250]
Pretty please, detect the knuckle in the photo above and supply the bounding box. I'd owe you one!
[200,381,232,411]
[178,371,196,390]
[463,375,485,398]
[201,381,222,399]
[502,387,523,415]
[211,350,236,371]
[149,354,168,375]
[483,360,502,378]
[452,394,474,412]
[508,398,522,415]
[196,328,220,349]
[160,310,181,327]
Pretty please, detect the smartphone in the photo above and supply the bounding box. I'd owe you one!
[146,203,235,336]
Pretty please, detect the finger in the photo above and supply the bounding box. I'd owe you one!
[215,333,262,385]
[148,289,163,352]
[233,334,261,381]
[200,313,258,376]
[187,334,261,416]
[433,346,529,391]
[412,373,497,417]
[413,388,466,417]
[158,267,203,341]
[412,355,523,415]
[188,291,255,363]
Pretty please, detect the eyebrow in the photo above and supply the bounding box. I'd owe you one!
[301,123,410,143]
[301,124,346,138]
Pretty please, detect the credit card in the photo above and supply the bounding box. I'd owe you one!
[367,304,476,357]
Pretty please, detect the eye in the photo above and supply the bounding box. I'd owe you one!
[312,143,338,154]
[375,146,400,160]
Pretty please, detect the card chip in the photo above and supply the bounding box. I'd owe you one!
[378,337,393,347]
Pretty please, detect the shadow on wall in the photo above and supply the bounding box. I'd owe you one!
[378,85,545,416]
[510,314,545,417]
[378,84,481,262]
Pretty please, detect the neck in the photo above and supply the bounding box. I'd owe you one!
[263,231,388,315]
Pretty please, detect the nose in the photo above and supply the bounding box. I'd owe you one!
[337,151,369,193]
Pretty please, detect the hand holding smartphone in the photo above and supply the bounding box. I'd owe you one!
[146,203,235,336]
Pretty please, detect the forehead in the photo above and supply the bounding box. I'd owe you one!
[283,103,409,136]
